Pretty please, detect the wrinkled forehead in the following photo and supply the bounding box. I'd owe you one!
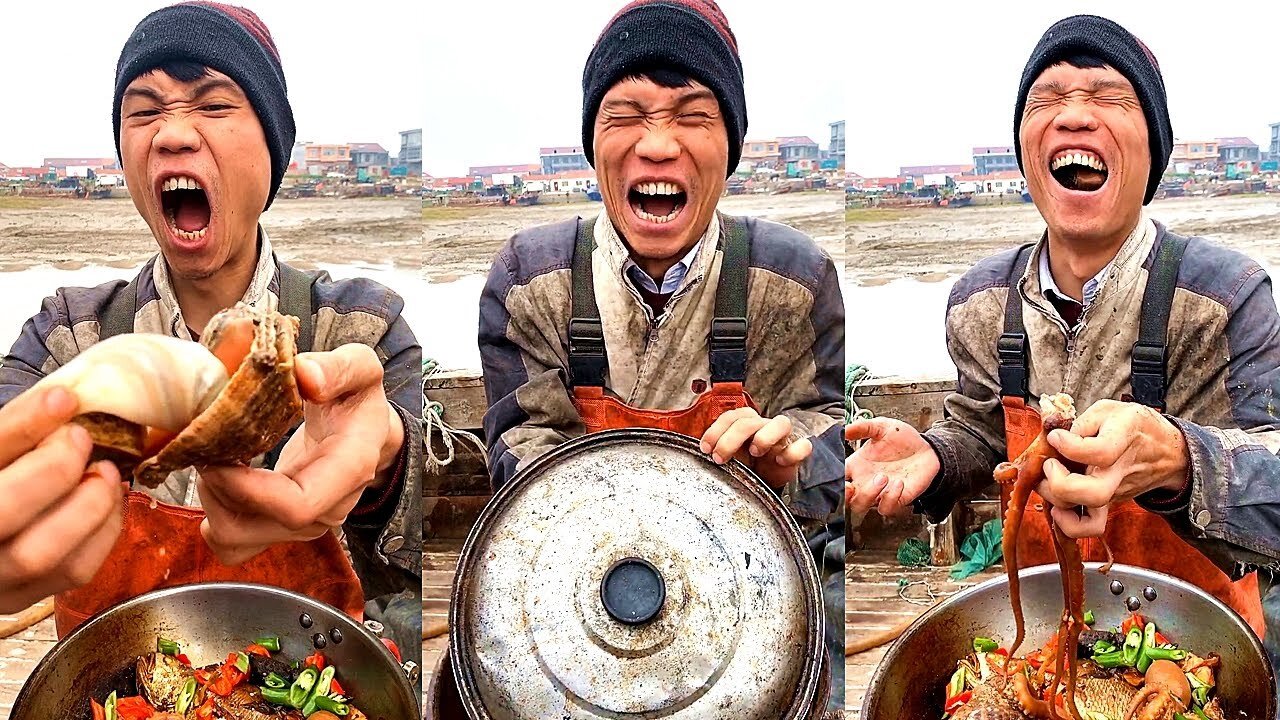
[602,72,715,105]
[123,65,246,101]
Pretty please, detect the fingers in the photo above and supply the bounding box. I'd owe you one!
[1046,426,1128,468]
[705,415,767,464]
[58,470,126,587]
[769,437,812,467]
[294,344,385,403]
[700,407,761,457]
[1039,458,1116,509]
[0,468,123,589]
[0,386,81,467]
[1050,504,1108,539]
[876,477,908,517]
[748,415,792,458]
[848,473,889,517]
[197,473,339,564]
[844,418,892,444]
[199,465,367,537]
[0,424,94,542]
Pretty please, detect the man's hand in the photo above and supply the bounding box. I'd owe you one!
[0,386,124,613]
[198,344,405,565]
[1039,399,1188,538]
[699,408,812,489]
[844,419,940,519]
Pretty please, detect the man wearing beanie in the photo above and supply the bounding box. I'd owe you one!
[479,0,845,713]
[848,13,1280,642]
[0,1,424,663]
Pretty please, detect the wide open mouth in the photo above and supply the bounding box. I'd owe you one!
[628,180,688,224]
[160,175,212,239]
[1049,149,1109,192]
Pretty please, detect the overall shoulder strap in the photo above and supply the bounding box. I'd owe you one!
[1131,233,1189,410]
[997,243,1037,399]
[710,214,749,384]
[277,261,318,353]
[567,217,606,388]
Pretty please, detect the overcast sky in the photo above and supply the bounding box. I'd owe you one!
[424,0,848,177]
[849,0,1280,177]
[0,1,425,167]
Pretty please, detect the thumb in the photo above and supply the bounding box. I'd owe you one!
[295,344,383,403]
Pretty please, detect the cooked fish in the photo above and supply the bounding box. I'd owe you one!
[136,652,195,711]
[210,686,304,720]
[950,676,1030,720]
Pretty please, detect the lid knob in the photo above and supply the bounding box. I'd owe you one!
[600,557,666,625]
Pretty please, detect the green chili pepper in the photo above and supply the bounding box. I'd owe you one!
[1092,640,1117,655]
[1194,707,1210,720]
[1143,647,1187,663]
[1083,610,1095,625]
[314,666,336,697]
[253,636,282,652]
[289,667,319,707]
[1092,649,1128,668]
[104,691,118,720]
[157,638,181,656]
[176,678,197,715]
[260,686,292,705]
[973,637,998,653]
[1122,626,1143,666]
[233,651,250,674]
[1137,622,1160,672]
[946,666,967,700]
[264,671,288,689]
[1193,684,1210,708]
[314,695,350,715]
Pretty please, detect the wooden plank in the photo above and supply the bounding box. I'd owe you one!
[424,369,487,431]
[423,437,489,496]
[850,376,955,434]
[425,496,490,539]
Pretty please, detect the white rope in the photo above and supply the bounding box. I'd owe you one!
[422,360,487,473]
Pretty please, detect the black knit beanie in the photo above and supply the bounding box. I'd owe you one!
[113,1,295,211]
[1014,14,1172,205]
[582,0,747,178]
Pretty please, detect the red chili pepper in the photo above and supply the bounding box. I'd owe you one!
[176,653,192,666]
[330,678,346,696]
[380,637,402,663]
[305,651,327,670]
[194,668,213,685]
[194,698,217,719]
[1121,612,1146,635]
[1155,631,1171,646]
[993,647,1009,657]
[91,700,105,720]
[245,644,271,657]
[114,696,156,720]
[944,690,973,713]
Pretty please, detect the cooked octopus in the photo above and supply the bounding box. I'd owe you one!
[993,392,1100,720]
[31,303,303,488]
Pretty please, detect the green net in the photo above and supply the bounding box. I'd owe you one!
[896,537,930,568]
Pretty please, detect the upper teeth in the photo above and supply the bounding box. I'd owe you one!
[635,181,680,196]
[1051,152,1106,172]
[162,176,202,192]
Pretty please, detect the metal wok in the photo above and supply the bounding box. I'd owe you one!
[11,582,419,720]
[860,563,1274,720]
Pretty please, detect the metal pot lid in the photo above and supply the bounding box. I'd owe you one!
[450,429,824,719]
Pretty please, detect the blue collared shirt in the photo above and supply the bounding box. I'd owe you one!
[623,236,705,295]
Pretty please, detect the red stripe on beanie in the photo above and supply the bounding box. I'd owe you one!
[601,0,738,55]
[180,1,281,64]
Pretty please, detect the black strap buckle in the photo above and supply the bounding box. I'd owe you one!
[710,317,748,383]
[568,318,607,387]
[710,317,748,349]
[996,332,1028,398]
[1130,341,1168,409]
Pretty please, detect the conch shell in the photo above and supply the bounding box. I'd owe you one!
[31,303,304,488]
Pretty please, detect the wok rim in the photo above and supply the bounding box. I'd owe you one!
[860,562,1276,716]
[11,581,415,714]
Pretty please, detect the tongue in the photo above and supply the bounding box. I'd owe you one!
[174,192,211,232]
[1074,167,1106,192]
[639,194,677,218]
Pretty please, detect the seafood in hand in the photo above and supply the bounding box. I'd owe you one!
[31,303,303,488]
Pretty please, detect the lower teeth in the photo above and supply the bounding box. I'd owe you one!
[636,206,680,224]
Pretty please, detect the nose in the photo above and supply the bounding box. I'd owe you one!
[1054,97,1099,134]
[634,122,681,164]
[152,115,202,155]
